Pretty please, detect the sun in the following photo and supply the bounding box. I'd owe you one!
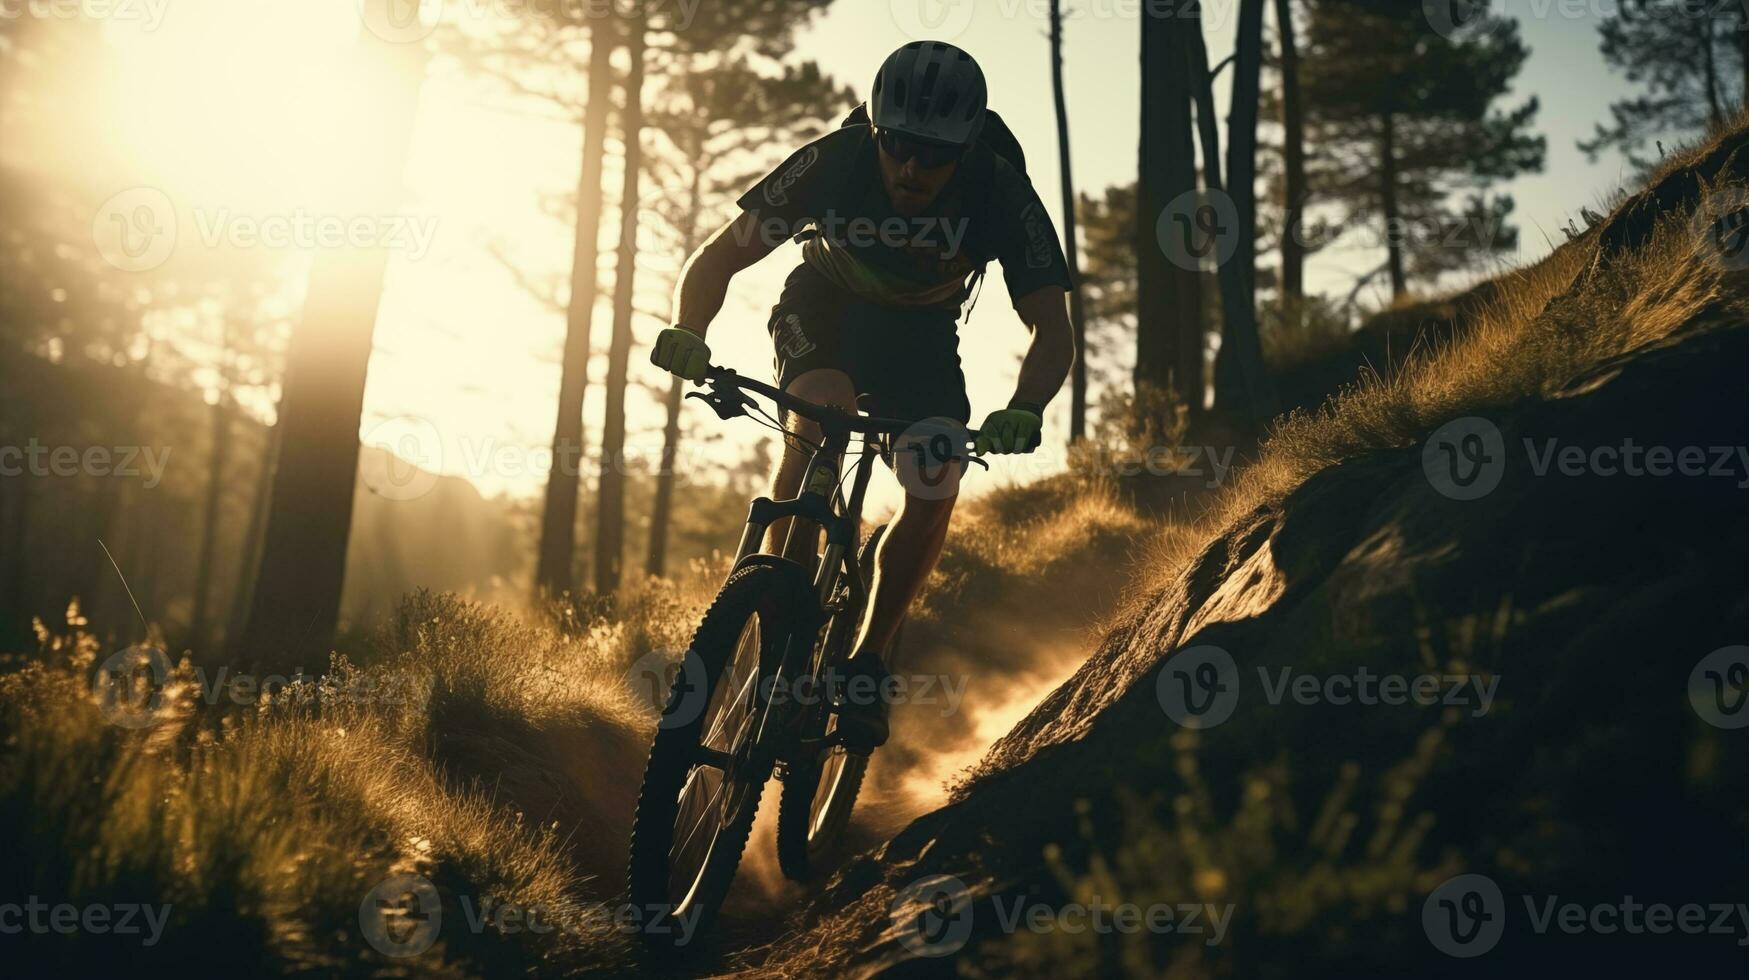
[90,0,389,216]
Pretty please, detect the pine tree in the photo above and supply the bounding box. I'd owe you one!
[1136,7,1206,408]
[1299,0,1543,298]
[1581,1,1749,169]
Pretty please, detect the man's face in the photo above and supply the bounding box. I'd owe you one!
[876,130,961,216]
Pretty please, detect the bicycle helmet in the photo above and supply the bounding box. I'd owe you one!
[869,41,987,146]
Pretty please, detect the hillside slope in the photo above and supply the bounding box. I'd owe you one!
[752,129,1749,976]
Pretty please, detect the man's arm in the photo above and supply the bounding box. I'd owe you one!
[1008,285,1076,412]
[671,211,780,339]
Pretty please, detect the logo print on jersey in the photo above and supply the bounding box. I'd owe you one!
[764,146,819,208]
[779,315,816,358]
[1020,201,1054,269]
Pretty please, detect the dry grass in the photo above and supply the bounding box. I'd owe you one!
[0,461,1154,975]
[1136,165,1739,603]
[0,579,735,974]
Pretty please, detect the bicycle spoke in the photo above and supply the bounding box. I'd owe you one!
[699,621,762,750]
[672,771,726,868]
[665,614,767,906]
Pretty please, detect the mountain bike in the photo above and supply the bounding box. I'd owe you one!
[626,364,1007,948]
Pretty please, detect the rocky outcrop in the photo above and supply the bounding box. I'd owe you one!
[754,159,1749,976]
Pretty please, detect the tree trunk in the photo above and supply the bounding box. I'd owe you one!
[1049,0,1089,442]
[1136,4,1205,408]
[1702,17,1723,128]
[189,392,232,650]
[647,147,708,581]
[593,20,646,596]
[238,7,425,671]
[645,375,683,578]
[1379,110,1407,298]
[1275,0,1306,331]
[1212,0,1277,425]
[227,415,280,655]
[0,444,32,643]
[534,25,618,599]
[1736,19,1749,111]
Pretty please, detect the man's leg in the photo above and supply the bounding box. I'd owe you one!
[832,460,960,749]
[850,488,957,661]
[762,368,857,560]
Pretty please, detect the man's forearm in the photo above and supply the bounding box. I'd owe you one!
[672,213,779,339]
[672,249,732,340]
[1010,288,1075,412]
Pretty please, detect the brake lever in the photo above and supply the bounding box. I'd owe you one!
[684,386,754,421]
[902,442,989,471]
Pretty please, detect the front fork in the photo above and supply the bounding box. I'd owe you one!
[730,440,878,770]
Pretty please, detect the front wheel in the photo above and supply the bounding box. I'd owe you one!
[626,561,809,947]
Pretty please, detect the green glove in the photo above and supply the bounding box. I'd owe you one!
[973,407,1043,454]
[650,326,710,383]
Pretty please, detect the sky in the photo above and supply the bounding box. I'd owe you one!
[46,0,1649,511]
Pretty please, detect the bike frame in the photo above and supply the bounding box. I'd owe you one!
[691,367,963,764]
[729,419,879,610]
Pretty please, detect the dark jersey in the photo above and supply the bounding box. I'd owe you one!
[735,126,1072,311]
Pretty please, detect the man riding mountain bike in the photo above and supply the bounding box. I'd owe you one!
[648,40,1075,750]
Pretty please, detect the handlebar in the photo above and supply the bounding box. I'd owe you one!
[686,365,1041,462]
[697,367,929,439]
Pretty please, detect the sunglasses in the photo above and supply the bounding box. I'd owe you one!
[876,128,964,169]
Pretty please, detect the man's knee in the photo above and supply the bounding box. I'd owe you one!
[786,368,855,410]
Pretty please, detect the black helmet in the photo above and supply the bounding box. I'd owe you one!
[869,41,987,146]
